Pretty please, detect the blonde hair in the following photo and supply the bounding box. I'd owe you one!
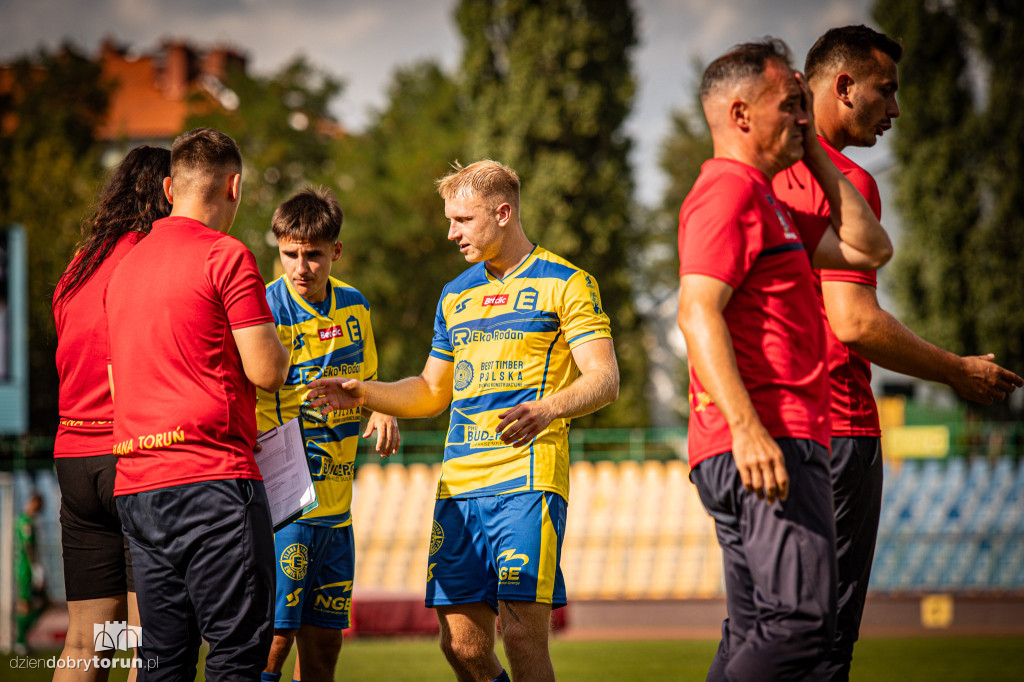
[436,160,520,212]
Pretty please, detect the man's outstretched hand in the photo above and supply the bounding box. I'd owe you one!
[950,354,1024,404]
[305,377,366,415]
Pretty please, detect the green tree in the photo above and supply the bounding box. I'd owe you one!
[0,46,109,436]
[186,56,343,275]
[648,71,711,296]
[874,0,1024,415]
[455,0,645,427]
[331,61,468,428]
[642,73,713,425]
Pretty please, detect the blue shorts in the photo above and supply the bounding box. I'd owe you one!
[274,522,354,630]
[425,491,567,613]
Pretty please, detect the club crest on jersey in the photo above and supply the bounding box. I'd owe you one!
[430,521,444,556]
[766,194,799,240]
[280,543,309,580]
[454,360,474,390]
[515,288,538,311]
[483,294,508,306]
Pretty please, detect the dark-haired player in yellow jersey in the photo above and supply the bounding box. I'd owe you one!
[257,186,398,682]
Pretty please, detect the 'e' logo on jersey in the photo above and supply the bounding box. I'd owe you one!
[514,288,538,311]
[452,329,471,347]
[346,315,362,341]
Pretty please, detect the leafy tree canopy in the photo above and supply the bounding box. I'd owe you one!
[874,0,1024,416]
[456,0,646,427]
[0,45,109,435]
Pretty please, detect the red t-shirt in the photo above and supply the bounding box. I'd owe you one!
[773,137,882,437]
[678,158,830,468]
[53,233,143,457]
[104,216,274,495]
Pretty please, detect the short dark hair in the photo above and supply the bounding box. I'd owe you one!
[805,25,903,82]
[700,37,794,103]
[170,127,242,198]
[271,186,344,243]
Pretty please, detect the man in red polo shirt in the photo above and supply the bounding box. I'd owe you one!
[105,127,289,681]
[677,39,893,681]
[773,26,1023,680]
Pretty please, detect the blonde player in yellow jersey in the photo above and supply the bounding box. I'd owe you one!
[307,161,619,682]
[257,186,399,682]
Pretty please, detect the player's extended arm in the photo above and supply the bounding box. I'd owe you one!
[795,72,892,271]
[823,280,1023,403]
[494,337,619,448]
[232,322,289,393]
[677,274,789,504]
[307,355,454,420]
[363,411,401,456]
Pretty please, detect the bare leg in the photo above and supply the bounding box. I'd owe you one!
[436,603,504,682]
[499,600,555,682]
[126,591,139,682]
[292,624,342,682]
[265,629,297,675]
[53,595,126,682]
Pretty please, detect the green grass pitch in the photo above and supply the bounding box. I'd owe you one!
[4,636,1024,680]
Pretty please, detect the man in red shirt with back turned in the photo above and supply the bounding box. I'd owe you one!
[773,26,1023,680]
[105,127,289,681]
[677,38,893,681]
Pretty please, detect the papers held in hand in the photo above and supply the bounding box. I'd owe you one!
[254,417,318,531]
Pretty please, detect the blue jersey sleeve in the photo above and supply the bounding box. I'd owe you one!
[429,290,454,362]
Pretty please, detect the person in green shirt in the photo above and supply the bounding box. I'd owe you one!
[14,492,48,655]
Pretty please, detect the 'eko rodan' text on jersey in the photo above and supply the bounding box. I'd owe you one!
[678,159,830,469]
[773,136,882,437]
[430,246,612,501]
[256,275,377,527]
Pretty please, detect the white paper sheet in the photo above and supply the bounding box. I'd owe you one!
[254,418,318,531]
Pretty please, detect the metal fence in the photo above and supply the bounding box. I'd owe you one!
[4,421,1024,469]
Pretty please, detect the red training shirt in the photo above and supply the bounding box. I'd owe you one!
[104,216,274,495]
[54,232,142,457]
[773,136,882,437]
[678,158,831,468]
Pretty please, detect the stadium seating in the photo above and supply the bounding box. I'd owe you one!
[348,456,1024,599]
[350,458,725,600]
[872,457,1024,591]
[4,454,1022,605]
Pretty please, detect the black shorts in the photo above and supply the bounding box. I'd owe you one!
[55,454,134,600]
[117,478,276,679]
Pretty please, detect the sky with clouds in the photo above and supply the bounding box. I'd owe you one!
[0,0,880,205]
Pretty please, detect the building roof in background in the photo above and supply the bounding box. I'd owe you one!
[95,37,246,141]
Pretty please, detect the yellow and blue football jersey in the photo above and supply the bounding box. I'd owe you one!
[430,245,612,501]
[257,275,378,527]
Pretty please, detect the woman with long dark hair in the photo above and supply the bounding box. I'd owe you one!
[52,145,170,681]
